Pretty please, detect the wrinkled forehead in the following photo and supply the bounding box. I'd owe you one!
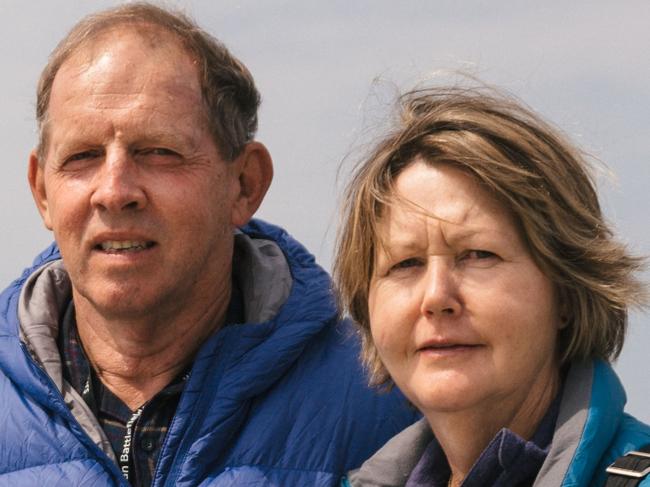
[371,159,524,251]
[60,23,198,77]
[41,25,206,148]
[373,159,485,220]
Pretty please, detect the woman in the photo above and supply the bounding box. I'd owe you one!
[334,86,650,487]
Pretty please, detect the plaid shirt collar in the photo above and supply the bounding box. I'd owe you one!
[58,280,244,486]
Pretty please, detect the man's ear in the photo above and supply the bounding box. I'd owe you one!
[28,150,53,230]
[231,141,273,227]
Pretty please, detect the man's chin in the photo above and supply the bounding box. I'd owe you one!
[73,284,168,321]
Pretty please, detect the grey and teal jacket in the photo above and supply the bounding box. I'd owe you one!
[344,360,650,486]
[0,219,418,486]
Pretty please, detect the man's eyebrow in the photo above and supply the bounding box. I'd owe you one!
[129,131,205,153]
[137,131,192,144]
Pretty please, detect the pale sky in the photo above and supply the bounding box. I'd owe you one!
[0,0,647,422]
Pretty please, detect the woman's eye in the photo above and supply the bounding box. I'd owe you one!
[458,250,498,265]
[391,258,422,271]
[467,250,495,259]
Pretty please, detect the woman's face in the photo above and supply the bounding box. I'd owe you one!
[368,160,561,420]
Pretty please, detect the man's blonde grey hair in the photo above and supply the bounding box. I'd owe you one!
[334,86,647,387]
[36,2,259,161]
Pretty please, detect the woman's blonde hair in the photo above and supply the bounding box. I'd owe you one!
[334,86,646,386]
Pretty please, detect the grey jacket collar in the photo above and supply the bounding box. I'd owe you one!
[347,418,433,487]
[347,362,595,487]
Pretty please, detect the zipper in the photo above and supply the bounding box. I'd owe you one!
[150,369,193,487]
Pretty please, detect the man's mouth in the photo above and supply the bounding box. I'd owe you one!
[97,240,156,253]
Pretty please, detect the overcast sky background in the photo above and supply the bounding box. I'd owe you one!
[0,0,647,422]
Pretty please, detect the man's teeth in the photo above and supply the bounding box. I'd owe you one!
[100,241,150,251]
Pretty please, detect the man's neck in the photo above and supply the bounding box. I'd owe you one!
[73,285,232,410]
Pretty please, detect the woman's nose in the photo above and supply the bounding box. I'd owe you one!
[420,260,461,318]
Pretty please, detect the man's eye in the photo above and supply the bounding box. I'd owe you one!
[65,150,101,164]
[141,148,179,157]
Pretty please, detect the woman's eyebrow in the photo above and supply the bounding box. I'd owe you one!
[443,221,511,242]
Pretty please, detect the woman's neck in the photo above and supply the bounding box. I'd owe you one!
[427,364,560,485]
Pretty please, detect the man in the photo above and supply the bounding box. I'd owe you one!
[0,3,416,486]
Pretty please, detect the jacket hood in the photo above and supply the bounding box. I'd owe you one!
[0,218,336,454]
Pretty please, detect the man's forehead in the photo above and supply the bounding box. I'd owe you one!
[61,23,195,72]
[39,23,208,157]
[51,24,202,100]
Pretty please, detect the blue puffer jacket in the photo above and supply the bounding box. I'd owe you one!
[0,219,418,486]
[343,360,650,486]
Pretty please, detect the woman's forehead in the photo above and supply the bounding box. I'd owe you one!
[384,161,511,221]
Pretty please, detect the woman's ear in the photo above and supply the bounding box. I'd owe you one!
[230,141,273,227]
[556,287,571,330]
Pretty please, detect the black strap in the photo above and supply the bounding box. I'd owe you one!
[605,444,650,487]
[118,407,144,481]
[82,373,144,483]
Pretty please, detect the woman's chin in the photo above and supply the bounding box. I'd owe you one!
[399,369,494,416]
[413,391,483,415]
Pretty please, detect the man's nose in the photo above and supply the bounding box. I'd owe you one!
[420,260,462,318]
[90,149,146,212]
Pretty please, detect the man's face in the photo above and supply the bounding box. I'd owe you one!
[30,28,248,320]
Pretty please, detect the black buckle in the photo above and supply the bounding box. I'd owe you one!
[606,450,650,479]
